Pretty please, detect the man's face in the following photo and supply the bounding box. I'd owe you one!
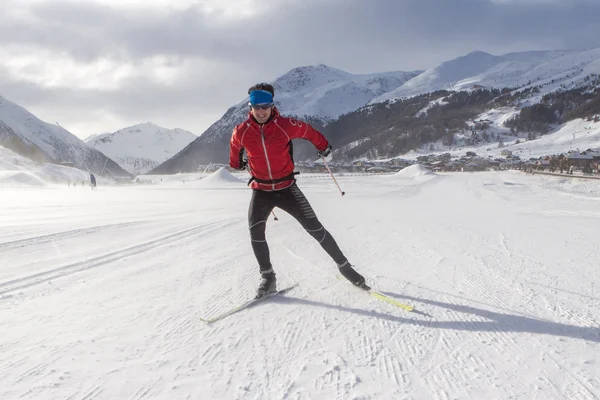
[251,103,273,124]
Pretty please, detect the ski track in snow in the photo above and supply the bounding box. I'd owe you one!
[0,220,238,296]
[1,172,600,399]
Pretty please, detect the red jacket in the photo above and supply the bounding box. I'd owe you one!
[229,108,329,191]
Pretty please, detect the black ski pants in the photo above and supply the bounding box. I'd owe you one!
[248,182,348,274]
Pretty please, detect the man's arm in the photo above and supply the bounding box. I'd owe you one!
[229,126,246,170]
[284,118,329,153]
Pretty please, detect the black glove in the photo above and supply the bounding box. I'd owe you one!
[317,144,332,157]
[237,160,248,170]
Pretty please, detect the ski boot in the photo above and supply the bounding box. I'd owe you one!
[255,271,277,299]
[339,262,370,291]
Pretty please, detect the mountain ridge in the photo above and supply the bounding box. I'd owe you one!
[86,122,197,175]
[0,95,130,177]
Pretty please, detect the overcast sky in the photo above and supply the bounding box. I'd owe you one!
[2,0,600,139]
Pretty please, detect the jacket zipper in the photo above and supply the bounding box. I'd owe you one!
[259,125,275,190]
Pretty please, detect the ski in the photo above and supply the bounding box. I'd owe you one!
[200,283,299,323]
[337,276,414,312]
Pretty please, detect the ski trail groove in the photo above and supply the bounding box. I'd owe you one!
[68,385,104,400]
[129,377,162,400]
[0,221,147,251]
[0,219,237,296]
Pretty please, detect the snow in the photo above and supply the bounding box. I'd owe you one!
[393,164,435,178]
[1,159,600,399]
[415,97,449,117]
[135,168,245,188]
[192,167,245,188]
[401,116,600,162]
[500,118,600,158]
[86,122,197,175]
[476,106,521,127]
[0,171,46,186]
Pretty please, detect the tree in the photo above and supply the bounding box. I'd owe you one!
[443,131,454,148]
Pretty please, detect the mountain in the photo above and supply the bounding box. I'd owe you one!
[370,51,511,104]
[0,145,105,187]
[86,123,196,175]
[369,48,600,104]
[268,64,420,121]
[0,95,130,177]
[322,47,600,161]
[84,132,108,142]
[154,48,600,174]
[149,64,421,174]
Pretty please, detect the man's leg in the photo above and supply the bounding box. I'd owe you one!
[276,183,348,266]
[276,183,366,287]
[248,189,276,275]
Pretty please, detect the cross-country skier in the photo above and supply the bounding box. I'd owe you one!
[229,83,368,298]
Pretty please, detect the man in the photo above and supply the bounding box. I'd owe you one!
[229,83,368,298]
[90,173,97,190]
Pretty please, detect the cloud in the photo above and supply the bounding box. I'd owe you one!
[1,0,599,138]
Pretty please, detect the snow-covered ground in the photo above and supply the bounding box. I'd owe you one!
[1,167,600,399]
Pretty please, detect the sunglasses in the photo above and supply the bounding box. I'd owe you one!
[250,103,273,110]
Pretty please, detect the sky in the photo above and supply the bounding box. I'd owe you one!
[1,0,600,139]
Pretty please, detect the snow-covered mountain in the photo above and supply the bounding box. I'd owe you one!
[371,47,600,104]
[150,64,421,173]
[272,64,421,121]
[0,95,129,177]
[84,132,108,142]
[150,48,600,174]
[86,123,196,175]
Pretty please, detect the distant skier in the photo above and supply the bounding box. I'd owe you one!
[229,83,367,298]
[90,173,97,190]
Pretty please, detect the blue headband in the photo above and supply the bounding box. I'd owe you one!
[249,90,273,105]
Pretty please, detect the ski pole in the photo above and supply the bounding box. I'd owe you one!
[321,156,345,196]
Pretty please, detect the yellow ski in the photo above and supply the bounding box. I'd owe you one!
[337,276,414,312]
[368,290,414,312]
